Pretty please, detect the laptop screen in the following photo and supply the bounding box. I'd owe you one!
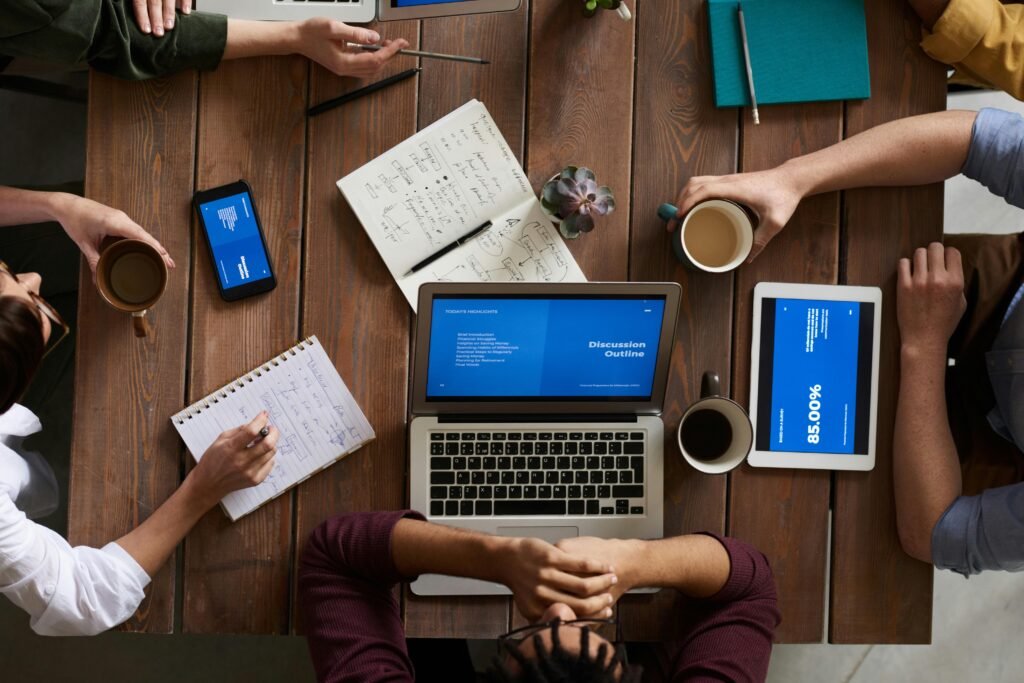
[425,295,667,401]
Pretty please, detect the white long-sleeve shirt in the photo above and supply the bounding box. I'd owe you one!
[0,403,149,635]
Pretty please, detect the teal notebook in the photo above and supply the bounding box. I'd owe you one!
[708,0,870,107]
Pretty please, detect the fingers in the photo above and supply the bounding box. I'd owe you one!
[897,257,912,291]
[249,426,280,457]
[115,212,176,270]
[133,0,151,33]
[912,246,928,284]
[550,551,610,576]
[535,586,613,617]
[177,0,191,15]
[927,241,946,275]
[745,223,779,264]
[328,21,381,45]
[164,0,176,31]
[946,246,964,283]
[231,411,270,447]
[543,570,618,598]
[375,38,409,61]
[252,457,276,484]
[148,0,164,36]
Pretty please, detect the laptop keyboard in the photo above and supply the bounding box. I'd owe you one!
[428,430,646,517]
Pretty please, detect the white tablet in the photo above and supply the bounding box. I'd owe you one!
[748,282,881,471]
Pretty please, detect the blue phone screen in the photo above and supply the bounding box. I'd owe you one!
[198,191,272,291]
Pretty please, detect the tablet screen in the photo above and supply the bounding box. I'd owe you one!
[755,297,874,455]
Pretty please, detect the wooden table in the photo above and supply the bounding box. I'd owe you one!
[69,0,944,641]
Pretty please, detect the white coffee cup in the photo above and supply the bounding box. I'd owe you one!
[673,200,754,273]
[677,372,753,474]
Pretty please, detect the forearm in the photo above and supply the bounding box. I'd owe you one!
[223,20,303,61]
[781,110,976,198]
[0,187,76,228]
[392,519,505,583]
[894,346,962,562]
[114,474,214,577]
[624,534,732,598]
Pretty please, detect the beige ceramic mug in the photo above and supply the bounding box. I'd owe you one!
[95,238,168,338]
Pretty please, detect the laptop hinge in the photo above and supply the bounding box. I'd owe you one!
[436,414,640,424]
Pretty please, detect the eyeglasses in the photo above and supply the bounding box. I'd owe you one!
[0,260,70,358]
[499,618,620,646]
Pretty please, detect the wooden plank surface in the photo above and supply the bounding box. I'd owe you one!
[405,8,529,637]
[618,0,735,642]
[69,71,198,633]
[727,103,841,642]
[182,56,308,634]
[830,0,945,643]
[292,20,424,635]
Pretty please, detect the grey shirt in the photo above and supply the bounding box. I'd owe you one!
[932,107,1024,575]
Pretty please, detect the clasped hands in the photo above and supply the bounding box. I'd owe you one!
[494,535,641,622]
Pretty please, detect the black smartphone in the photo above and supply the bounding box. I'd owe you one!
[193,180,277,301]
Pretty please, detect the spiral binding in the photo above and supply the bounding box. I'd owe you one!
[174,337,316,424]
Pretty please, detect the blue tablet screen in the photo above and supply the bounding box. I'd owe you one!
[755,298,874,455]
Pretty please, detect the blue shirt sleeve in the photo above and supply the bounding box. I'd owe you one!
[932,482,1024,575]
[962,108,1024,210]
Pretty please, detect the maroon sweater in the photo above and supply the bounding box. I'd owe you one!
[298,511,779,683]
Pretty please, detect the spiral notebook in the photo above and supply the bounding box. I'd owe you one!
[171,336,375,521]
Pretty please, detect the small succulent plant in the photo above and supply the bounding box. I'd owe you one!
[581,0,631,20]
[541,166,615,240]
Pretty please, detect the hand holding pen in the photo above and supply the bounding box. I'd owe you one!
[190,411,280,505]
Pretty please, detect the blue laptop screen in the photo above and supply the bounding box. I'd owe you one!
[425,296,667,400]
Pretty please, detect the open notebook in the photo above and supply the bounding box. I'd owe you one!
[171,336,374,520]
[337,100,586,312]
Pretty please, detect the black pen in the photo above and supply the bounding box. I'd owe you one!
[247,424,271,448]
[307,68,421,117]
[405,221,493,276]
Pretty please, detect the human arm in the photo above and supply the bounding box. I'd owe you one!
[893,243,966,563]
[917,0,1024,99]
[556,533,779,682]
[0,413,278,635]
[298,513,616,683]
[0,1,407,81]
[672,110,976,260]
[0,187,174,275]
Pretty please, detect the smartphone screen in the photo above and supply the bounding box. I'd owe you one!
[195,184,276,299]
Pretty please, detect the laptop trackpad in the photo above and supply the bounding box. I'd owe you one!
[498,526,579,544]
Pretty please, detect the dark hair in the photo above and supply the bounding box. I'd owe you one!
[0,295,45,414]
[487,625,642,683]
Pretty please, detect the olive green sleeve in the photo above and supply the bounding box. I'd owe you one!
[0,0,228,81]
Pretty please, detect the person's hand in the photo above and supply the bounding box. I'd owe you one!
[897,242,966,356]
[51,194,175,276]
[672,167,805,262]
[555,537,643,607]
[297,18,409,78]
[188,412,279,508]
[132,0,192,37]
[493,536,618,621]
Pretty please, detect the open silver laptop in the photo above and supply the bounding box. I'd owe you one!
[408,282,681,596]
[199,0,520,23]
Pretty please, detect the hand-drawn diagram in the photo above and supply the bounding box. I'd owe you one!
[337,101,585,311]
[176,340,374,519]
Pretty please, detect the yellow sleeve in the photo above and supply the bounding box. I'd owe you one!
[921,0,1024,100]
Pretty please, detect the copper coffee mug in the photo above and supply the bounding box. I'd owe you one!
[95,239,168,338]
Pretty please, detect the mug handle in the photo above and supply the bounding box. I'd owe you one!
[132,310,150,338]
[701,371,721,399]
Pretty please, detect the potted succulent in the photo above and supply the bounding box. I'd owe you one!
[541,166,616,240]
[581,0,631,20]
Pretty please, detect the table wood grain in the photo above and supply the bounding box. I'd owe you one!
[71,0,942,640]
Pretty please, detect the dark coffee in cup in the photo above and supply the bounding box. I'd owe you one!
[108,252,164,305]
[96,238,168,338]
[680,408,733,461]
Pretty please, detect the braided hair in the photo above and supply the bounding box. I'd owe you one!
[486,623,643,683]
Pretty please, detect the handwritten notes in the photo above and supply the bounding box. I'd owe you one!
[337,100,586,311]
[171,337,374,521]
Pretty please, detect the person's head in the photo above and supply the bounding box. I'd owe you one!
[0,261,64,414]
[487,603,643,683]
